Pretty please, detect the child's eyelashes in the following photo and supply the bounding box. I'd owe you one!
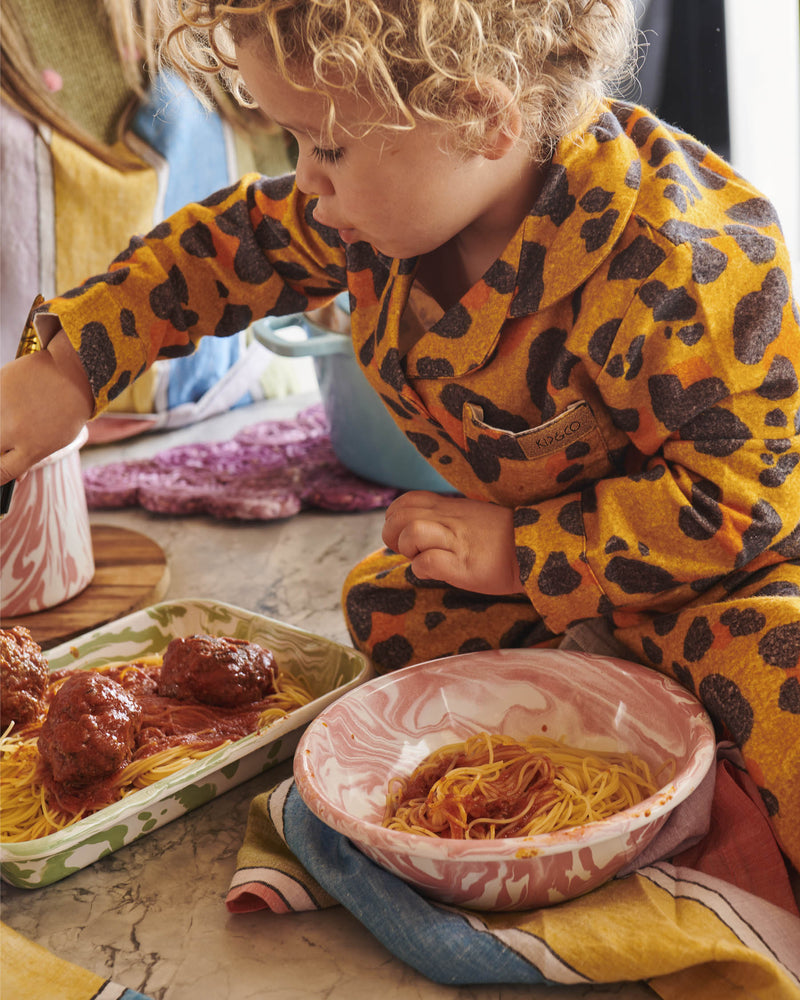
[312,146,344,165]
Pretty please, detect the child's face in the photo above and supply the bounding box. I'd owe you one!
[237,40,518,260]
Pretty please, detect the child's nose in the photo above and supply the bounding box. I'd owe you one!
[295,153,335,198]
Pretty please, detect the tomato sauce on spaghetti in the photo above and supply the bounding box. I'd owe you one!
[383,732,665,839]
[1,634,314,841]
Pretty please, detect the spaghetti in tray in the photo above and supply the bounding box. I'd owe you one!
[1,654,313,843]
[383,732,670,840]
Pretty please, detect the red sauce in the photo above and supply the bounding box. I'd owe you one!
[37,636,282,816]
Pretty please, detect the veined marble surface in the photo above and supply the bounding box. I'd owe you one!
[1,394,657,1000]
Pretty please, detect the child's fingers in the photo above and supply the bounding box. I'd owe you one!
[410,546,461,584]
[394,518,456,561]
[382,491,471,549]
[0,444,37,485]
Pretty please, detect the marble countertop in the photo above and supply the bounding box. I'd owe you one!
[1,394,656,1000]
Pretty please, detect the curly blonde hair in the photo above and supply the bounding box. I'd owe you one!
[159,0,637,159]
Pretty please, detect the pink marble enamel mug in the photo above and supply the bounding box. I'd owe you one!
[294,648,716,911]
[1,427,94,617]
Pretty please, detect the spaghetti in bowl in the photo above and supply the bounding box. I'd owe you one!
[294,648,715,911]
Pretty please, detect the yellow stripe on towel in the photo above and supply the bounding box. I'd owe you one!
[476,868,800,1000]
[0,922,106,1000]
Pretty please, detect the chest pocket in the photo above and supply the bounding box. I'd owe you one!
[462,401,613,507]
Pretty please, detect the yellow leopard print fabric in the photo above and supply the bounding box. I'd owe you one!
[41,102,800,866]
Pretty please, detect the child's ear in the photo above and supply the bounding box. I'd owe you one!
[463,79,523,160]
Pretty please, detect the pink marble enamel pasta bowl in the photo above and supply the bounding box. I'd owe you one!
[294,648,716,911]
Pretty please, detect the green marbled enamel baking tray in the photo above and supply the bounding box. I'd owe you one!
[1,599,371,888]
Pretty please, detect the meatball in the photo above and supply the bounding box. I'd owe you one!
[0,626,50,730]
[38,672,142,788]
[157,635,276,707]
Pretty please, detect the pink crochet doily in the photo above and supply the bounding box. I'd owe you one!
[82,405,400,520]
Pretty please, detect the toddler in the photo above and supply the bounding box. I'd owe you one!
[1,0,798,870]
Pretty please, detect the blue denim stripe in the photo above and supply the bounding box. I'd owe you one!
[282,783,551,986]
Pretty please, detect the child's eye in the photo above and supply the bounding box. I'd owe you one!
[311,146,344,165]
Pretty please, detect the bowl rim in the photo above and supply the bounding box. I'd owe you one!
[294,648,717,861]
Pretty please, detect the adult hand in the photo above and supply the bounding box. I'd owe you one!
[382,490,524,595]
[0,330,94,484]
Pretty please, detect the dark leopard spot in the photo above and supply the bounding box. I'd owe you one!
[514,508,541,527]
[214,303,252,337]
[724,224,776,264]
[107,370,132,401]
[735,499,782,568]
[587,319,621,365]
[273,259,313,283]
[698,674,754,744]
[253,215,293,253]
[732,268,790,364]
[682,406,752,458]
[757,355,798,401]
[648,374,729,431]
[120,309,137,338]
[580,209,619,252]
[405,432,439,457]
[758,622,800,669]
[181,221,217,258]
[538,552,582,596]
[655,613,679,636]
[629,115,658,147]
[271,283,310,316]
[726,197,781,228]
[587,111,623,143]
[689,242,728,284]
[678,478,723,540]
[458,638,493,654]
[671,660,696,692]
[608,236,666,281]
[345,583,416,642]
[217,202,275,283]
[778,677,800,713]
[759,453,799,487]
[372,634,414,671]
[764,409,788,427]
[663,184,689,212]
[579,187,614,213]
[608,406,639,432]
[641,635,664,665]
[639,281,697,322]
[605,556,677,594]
[719,607,767,636]
[511,241,546,315]
[683,616,714,661]
[533,164,575,226]
[557,501,584,536]
[432,304,471,339]
[483,258,517,293]
[515,544,536,584]
[379,347,406,392]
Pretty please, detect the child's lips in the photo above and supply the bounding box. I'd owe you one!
[338,227,358,244]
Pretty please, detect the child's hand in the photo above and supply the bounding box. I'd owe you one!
[0,330,94,484]
[382,491,524,595]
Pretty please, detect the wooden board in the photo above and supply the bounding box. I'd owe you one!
[1,525,169,649]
